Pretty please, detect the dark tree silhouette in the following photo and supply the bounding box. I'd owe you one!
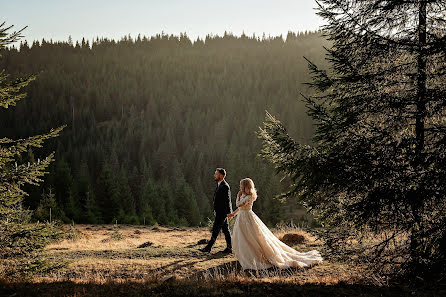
[0,22,66,276]
[259,1,446,279]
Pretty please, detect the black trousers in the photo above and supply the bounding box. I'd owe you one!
[207,213,232,249]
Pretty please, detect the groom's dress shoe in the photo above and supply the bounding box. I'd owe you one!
[222,247,232,254]
[199,246,211,253]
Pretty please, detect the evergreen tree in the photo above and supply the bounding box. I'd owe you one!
[83,188,98,224]
[22,148,43,210]
[160,181,178,226]
[140,177,156,225]
[95,162,120,223]
[34,187,67,223]
[51,159,73,210]
[117,167,138,224]
[183,184,201,226]
[76,160,99,223]
[0,22,66,276]
[152,182,168,225]
[259,0,446,278]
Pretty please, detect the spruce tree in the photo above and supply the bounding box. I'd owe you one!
[117,167,138,224]
[34,187,67,223]
[160,181,178,226]
[76,160,99,223]
[0,22,66,276]
[52,159,73,212]
[96,162,120,223]
[259,1,446,278]
[140,177,156,225]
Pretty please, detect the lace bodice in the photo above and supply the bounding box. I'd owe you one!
[236,194,254,210]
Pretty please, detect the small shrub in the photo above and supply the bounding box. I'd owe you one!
[280,233,306,245]
[137,241,153,248]
[66,224,84,241]
[110,227,124,241]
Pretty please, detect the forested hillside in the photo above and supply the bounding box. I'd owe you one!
[0,31,330,226]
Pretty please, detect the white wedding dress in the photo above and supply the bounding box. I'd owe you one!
[232,193,323,270]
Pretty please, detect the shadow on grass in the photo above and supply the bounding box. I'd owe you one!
[191,260,241,279]
[193,259,321,280]
[205,250,233,259]
[0,278,443,297]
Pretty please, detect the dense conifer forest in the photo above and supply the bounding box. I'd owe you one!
[0,30,330,226]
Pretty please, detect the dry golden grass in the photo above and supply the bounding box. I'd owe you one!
[2,225,443,296]
[29,224,372,286]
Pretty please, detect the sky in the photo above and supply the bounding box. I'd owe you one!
[4,0,325,44]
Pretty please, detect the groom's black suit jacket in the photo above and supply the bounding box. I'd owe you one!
[213,179,232,215]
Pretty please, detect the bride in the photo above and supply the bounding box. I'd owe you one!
[227,178,323,270]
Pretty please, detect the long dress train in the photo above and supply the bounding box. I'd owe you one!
[232,194,323,270]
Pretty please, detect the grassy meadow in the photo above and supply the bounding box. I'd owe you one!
[1,224,443,296]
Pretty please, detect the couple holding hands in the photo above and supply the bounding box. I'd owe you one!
[199,168,323,270]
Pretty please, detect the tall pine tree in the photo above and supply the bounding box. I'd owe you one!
[0,22,66,276]
[259,1,446,278]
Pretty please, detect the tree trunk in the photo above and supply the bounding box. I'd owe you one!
[415,0,427,158]
[410,0,427,275]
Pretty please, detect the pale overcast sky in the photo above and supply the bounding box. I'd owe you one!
[4,0,325,44]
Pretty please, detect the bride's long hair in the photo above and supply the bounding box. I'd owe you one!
[240,178,257,201]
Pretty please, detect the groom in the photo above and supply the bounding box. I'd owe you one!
[199,168,233,253]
